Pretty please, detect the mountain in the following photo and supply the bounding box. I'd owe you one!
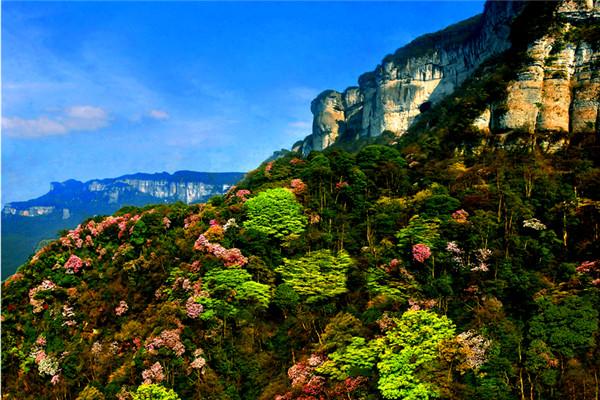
[1,171,244,279]
[291,0,598,154]
[2,1,599,400]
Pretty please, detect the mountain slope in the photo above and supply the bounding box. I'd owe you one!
[2,171,244,279]
[2,1,599,400]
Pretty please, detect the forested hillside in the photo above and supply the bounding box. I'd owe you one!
[2,1,599,399]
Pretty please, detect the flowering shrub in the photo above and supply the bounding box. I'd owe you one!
[412,243,431,263]
[472,248,492,272]
[455,330,491,371]
[236,189,251,199]
[142,362,165,384]
[194,234,248,267]
[408,298,437,311]
[29,280,56,313]
[146,330,185,356]
[290,178,307,195]
[451,209,469,223]
[190,349,206,372]
[223,218,238,231]
[185,297,204,319]
[62,304,77,326]
[576,260,600,286]
[115,300,129,316]
[64,254,84,274]
[523,218,547,230]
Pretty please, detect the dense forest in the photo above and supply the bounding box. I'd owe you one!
[2,1,599,399]
[3,133,599,399]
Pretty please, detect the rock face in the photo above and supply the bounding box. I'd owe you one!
[493,3,600,133]
[295,0,599,154]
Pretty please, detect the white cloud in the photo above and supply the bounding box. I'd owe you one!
[2,105,109,138]
[2,116,67,137]
[148,109,169,120]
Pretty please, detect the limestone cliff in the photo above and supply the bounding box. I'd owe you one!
[293,0,599,155]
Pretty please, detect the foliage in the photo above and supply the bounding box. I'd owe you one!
[275,250,353,303]
[132,384,181,400]
[243,188,307,239]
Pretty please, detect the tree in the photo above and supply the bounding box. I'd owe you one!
[243,188,307,239]
[203,268,271,310]
[377,310,455,400]
[275,250,353,303]
[132,384,181,400]
[529,295,598,359]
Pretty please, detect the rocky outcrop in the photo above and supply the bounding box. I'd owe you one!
[492,4,600,133]
[294,0,599,155]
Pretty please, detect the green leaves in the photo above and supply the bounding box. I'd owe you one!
[243,188,307,239]
[204,269,271,311]
[377,311,455,399]
[276,249,353,304]
[529,296,598,359]
[131,384,181,400]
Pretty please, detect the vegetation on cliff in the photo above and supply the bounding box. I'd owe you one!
[3,132,599,399]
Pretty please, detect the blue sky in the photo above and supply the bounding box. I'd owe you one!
[2,1,484,204]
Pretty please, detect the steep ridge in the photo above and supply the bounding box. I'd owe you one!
[292,0,599,155]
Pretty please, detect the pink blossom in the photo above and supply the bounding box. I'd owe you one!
[194,234,248,267]
[302,376,325,395]
[163,217,172,229]
[189,260,202,273]
[451,209,469,223]
[36,336,47,346]
[64,254,84,274]
[190,355,206,371]
[146,329,185,356]
[290,179,307,195]
[265,161,274,173]
[235,189,251,202]
[184,214,201,229]
[412,243,431,263]
[472,248,492,272]
[34,349,47,364]
[50,374,60,385]
[186,297,204,319]
[576,260,598,274]
[142,362,164,384]
[115,300,128,316]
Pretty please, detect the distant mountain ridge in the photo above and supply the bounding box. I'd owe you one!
[1,170,245,279]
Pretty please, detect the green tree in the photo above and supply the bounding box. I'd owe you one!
[243,188,307,239]
[377,310,456,400]
[275,250,353,303]
[529,295,598,359]
[204,268,271,310]
[132,384,181,400]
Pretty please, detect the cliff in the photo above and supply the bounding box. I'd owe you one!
[293,0,599,154]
